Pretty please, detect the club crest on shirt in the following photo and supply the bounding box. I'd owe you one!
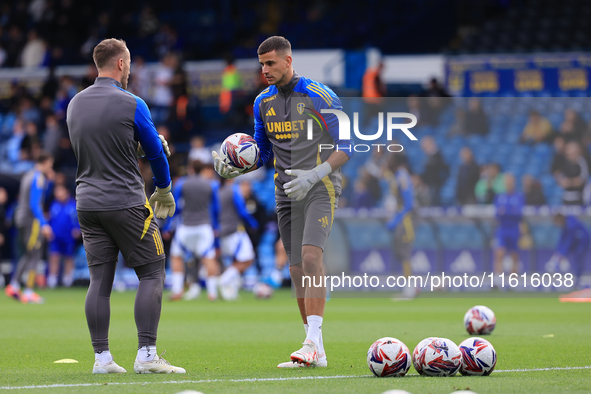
[297,102,305,115]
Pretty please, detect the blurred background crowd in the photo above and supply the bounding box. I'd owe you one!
[2,0,591,289]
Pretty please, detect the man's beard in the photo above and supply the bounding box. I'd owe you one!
[121,69,129,89]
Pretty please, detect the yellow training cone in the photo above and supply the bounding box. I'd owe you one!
[53,359,79,363]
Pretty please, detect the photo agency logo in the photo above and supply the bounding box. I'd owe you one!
[306,110,418,153]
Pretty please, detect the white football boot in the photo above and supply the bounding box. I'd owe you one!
[92,359,127,374]
[183,283,201,301]
[278,351,327,368]
[134,351,186,374]
[289,339,319,366]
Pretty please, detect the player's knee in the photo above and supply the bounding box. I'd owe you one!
[301,251,323,275]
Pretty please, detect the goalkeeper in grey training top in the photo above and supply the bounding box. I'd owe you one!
[212,36,353,368]
[67,38,184,375]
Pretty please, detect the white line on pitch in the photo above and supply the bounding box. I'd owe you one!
[495,365,591,373]
[1,365,589,390]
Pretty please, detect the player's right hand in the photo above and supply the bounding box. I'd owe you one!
[149,184,176,219]
[212,151,241,179]
[41,224,54,241]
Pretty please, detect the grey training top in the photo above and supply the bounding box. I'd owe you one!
[67,77,171,211]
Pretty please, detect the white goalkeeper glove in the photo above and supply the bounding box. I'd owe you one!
[149,184,176,219]
[283,162,332,201]
[212,151,242,179]
[138,135,171,158]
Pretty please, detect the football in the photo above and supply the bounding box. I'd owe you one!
[367,337,412,377]
[416,337,462,377]
[459,337,497,376]
[252,282,273,299]
[464,305,496,335]
[412,337,435,375]
[220,133,260,171]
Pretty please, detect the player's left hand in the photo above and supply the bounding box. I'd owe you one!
[283,162,332,201]
[149,184,176,219]
[138,135,171,158]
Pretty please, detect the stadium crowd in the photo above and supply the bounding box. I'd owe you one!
[2,1,591,297]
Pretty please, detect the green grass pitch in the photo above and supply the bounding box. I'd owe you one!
[1,288,590,393]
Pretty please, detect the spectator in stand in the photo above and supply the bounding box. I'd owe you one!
[188,136,211,163]
[559,109,587,143]
[154,24,180,59]
[4,26,25,67]
[448,108,466,137]
[169,56,190,141]
[20,96,41,126]
[80,63,99,90]
[521,110,553,144]
[423,77,450,97]
[138,5,160,38]
[20,29,46,68]
[475,163,506,204]
[551,135,567,177]
[456,147,480,205]
[0,42,7,67]
[21,121,41,161]
[219,54,244,115]
[362,61,386,102]
[41,65,59,100]
[522,174,546,206]
[128,56,150,99]
[411,174,430,208]
[150,53,176,125]
[350,169,382,209]
[422,78,450,126]
[363,147,389,178]
[42,114,63,158]
[420,136,449,206]
[350,180,373,210]
[47,183,79,288]
[555,141,589,205]
[464,98,488,136]
[362,62,386,126]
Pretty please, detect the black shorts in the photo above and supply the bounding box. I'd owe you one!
[78,204,165,268]
[277,191,337,266]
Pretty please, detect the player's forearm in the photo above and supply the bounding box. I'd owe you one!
[147,154,172,188]
[325,150,350,172]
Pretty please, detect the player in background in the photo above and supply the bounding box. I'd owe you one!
[218,178,259,300]
[550,214,590,297]
[47,184,80,289]
[493,173,524,285]
[67,38,184,374]
[212,36,352,368]
[167,160,220,301]
[385,154,416,299]
[5,153,54,304]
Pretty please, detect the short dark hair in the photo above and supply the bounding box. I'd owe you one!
[192,160,204,174]
[93,38,128,70]
[36,152,53,164]
[257,36,291,56]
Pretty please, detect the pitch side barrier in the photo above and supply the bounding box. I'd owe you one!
[313,205,591,297]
